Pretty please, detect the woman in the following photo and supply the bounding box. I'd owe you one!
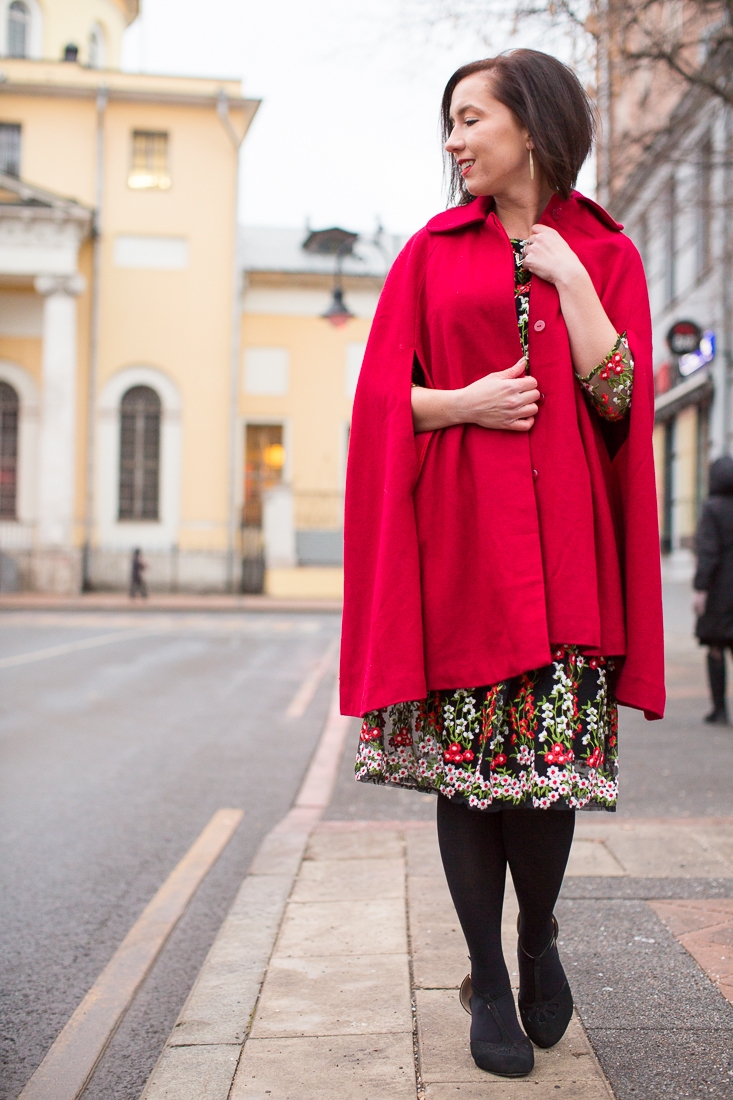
[694,455,733,725]
[342,50,664,1079]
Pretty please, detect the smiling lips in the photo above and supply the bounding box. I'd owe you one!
[459,159,476,177]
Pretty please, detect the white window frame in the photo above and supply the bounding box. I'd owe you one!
[0,359,38,535]
[88,20,107,69]
[239,416,292,519]
[0,0,42,59]
[97,366,181,550]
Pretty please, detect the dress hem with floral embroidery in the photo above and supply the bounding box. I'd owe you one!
[355,647,619,813]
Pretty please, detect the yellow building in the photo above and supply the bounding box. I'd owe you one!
[239,225,402,598]
[0,0,259,593]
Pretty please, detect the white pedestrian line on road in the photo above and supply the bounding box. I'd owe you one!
[286,638,340,718]
[18,808,244,1100]
[0,612,324,632]
[0,630,151,669]
[294,679,353,809]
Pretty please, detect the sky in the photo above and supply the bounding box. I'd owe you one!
[121,0,595,238]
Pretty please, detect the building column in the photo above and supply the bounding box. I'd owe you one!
[33,273,86,593]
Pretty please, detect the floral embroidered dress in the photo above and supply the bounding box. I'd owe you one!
[355,239,635,812]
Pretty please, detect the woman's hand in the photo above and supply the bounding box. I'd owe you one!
[523,224,619,379]
[411,357,540,433]
[457,357,540,430]
[521,224,585,286]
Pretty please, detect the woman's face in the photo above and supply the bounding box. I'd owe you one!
[445,73,531,197]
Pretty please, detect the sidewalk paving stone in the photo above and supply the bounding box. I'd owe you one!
[565,839,626,877]
[230,1034,417,1100]
[573,819,733,878]
[408,874,466,990]
[274,898,408,957]
[140,1044,242,1100]
[291,857,405,902]
[305,827,404,861]
[249,953,412,1037]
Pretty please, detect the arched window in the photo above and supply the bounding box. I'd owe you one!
[7,1,30,59]
[0,380,19,518]
[88,22,106,69]
[119,386,161,521]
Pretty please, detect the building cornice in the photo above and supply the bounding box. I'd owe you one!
[0,59,255,111]
[654,371,714,422]
[0,79,259,118]
[245,270,386,292]
[0,173,93,225]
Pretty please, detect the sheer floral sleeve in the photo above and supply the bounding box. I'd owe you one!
[577,333,634,422]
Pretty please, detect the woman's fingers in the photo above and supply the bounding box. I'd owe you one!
[510,389,540,409]
[496,357,527,377]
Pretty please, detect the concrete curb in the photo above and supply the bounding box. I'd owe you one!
[138,686,352,1100]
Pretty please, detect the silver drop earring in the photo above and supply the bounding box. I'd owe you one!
[529,147,535,180]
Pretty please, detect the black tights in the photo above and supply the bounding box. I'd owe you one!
[437,794,575,1000]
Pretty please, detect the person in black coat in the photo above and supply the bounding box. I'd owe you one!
[130,548,148,599]
[694,456,733,725]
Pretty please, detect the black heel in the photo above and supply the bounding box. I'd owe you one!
[458,977,534,1077]
[516,915,573,1048]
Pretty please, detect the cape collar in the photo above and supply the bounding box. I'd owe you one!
[426,191,623,235]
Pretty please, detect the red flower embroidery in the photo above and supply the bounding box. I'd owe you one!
[545,742,573,765]
[444,743,474,765]
[587,746,605,768]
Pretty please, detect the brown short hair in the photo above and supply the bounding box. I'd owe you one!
[441,49,596,205]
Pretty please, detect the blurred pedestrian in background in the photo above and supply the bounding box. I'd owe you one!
[130,548,148,599]
[693,456,733,726]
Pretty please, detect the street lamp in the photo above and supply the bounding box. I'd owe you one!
[321,286,354,328]
[302,226,358,328]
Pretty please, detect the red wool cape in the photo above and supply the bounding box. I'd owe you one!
[341,191,665,722]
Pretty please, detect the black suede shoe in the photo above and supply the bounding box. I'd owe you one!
[516,915,573,1049]
[458,977,534,1077]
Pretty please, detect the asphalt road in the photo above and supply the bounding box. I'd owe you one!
[0,610,341,1100]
